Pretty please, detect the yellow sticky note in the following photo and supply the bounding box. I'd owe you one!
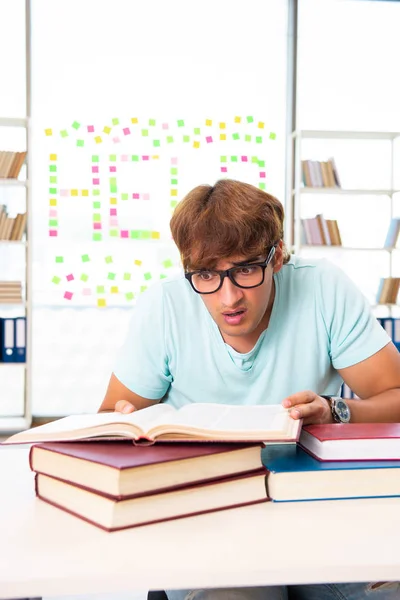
[152,155,160,160]
[170,189,178,197]
[134,259,142,266]
[45,128,52,136]
[97,298,107,308]
[103,126,111,134]
[81,189,89,196]
[151,231,160,239]
[49,199,57,206]
[95,136,102,144]
[111,286,119,294]
[234,116,241,123]
[258,121,265,129]
[193,141,200,148]
[220,133,226,141]
[50,154,57,161]
[110,197,117,205]
[131,117,138,124]
[205,119,212,126]
[219,122,226,129]
[71,189,78,196]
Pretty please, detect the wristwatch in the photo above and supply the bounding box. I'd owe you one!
[320,395,351,423]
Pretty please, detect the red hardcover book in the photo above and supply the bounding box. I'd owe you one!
[29,441,264,497]
[299,423,400,461]
[35,468,269,532]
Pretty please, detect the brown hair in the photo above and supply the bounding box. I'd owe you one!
[170,179,290,270]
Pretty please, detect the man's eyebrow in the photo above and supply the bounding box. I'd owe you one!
[232,256,264,266]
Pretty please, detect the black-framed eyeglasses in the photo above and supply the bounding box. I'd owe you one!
[185,244,277,295]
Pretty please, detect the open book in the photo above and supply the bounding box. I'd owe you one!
[4,403,301,445]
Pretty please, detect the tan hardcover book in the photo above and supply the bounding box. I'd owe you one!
[8,152,21,179]
[12,151,27,179]
[3,152,16,178]
[10,214,21,241]
[17,212,27,240]
[328,157,341,188]
[3,217,15,240]
[315,214,330,245]
[301,161,312,187]
[332,220,342,246]
[320,162,330,187]
[378,278,393,304]
[0,211,8,239]
[389,278,400,305]
[0,151,7,177]
[326,161,336,187]
[301,219,313,244]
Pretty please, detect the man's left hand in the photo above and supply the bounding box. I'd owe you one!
[282,390,333,425]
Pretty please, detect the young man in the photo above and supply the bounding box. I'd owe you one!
[99,179,400,599]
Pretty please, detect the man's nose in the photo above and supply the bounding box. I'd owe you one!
[218,276,244,306]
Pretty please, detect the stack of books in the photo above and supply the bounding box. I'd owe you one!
[0,150,27,179]
[0,206,27,241]
[0,281,23,304]
[4,403,300,532]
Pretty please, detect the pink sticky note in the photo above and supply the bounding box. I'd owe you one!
[121,154,128,161]
[142,193,150,200]
[132,193,140,199]
[49,230,58,237]
[113,137,120,143]
[162,123,169,130]
[92,166,99,173]
[171,157,178,165]
[82,288,92,296]
[123,128,131,135]
[64,291,73,300]
[60,189,69,197]
[142,155,149,161]
[87,125,94,133]
[93,222,102,230]
[110,217,118,226]
[49,209,57,217]
[206,136,213,143]
[66,274,74,281]
[260,171,266,178]
[93,178,100,185]
[110,208,117,216]
[121,230,129,238]
[109,166,116,173]
[241,156,248,162]
[220,166,228,173]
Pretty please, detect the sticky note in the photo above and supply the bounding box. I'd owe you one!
[126,292,134,301]
[105,256,113,264]
[170,167,178,175]
[170,178,178,185]
[50,154,57,161]
[219,122,226,129]
[109,229,118,237]
[219,134,226,140]
[71,189,78,196]
[93,213,101,222]
[151,231,160,239]
[162,123,169,130]
[170,200,177,208]
[49,165,57,172]
[91,165,99,172]
[206,136,213,143]
[171,157,178,165]
[110,208,117,216]
[45,128,52,136]
[163,259,173,268]
[110,197,117,204]
[49,176,57,183]
[220,167,227,173]
[49,199,57,206]
[140,286,148,293]
[220,156,227,163]
[183,135,190,143]
[256,136,262,144]
[72,121,80,129]
[60,130,68,138]
[49,187,57,194]
[141,129,149,137]
[259,182,266,190]
[134,259,142,266]
[166,136,174,143]
[269,132,276,140]
[149,119,156,126]
[132,155,139,161]
[132,193,140,199]
[93,201,101,209]
[107,272,116,280]
[123,272,131,280]
[232,133,240,140]
[131,117,138,124]
[96,286,105,294]
[49,219,58,226]
[55,256,64,263]
[170,189,178,197]
[177,119,185,127]
[123,127,131,135]
[205,119,212,126]
[87,125,94,132]
[77,140,84,147]
[93,222,102,230]
[110,185,117,193]
[95,136,102,143]
[109,166,116,173]
[193,127,200,135]
[111,286,119,294]
[260,171,266,178]
[93,232,102,241]
[81,274,89,282]
[246,116,254,123]
[234,116,241,123]
[93,189,100,196]
[258,121,265,129]
[81,254,90,262]
[97,299,106,307]
[82,288,91,296]
[251,156,258,163]
[64,292,73,300]
[66,274,74,281]
[93,178,100,185]
[245,134,251,142]
[258,160,265,167]
[112,118,119,125]
[92,155,99,162]
[121,154,128,161]
[153,140,160,147]
[113,137,120,143]
[230,156,238,162]
[121,230,129,238]
[52,276,61,284]
[160,274,167,279]
[142,155,149,161]
[241,156,248,162]
[103,126,111,134]
[49,230,58,237]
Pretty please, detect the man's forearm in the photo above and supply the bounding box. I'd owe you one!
[347,388,400,422]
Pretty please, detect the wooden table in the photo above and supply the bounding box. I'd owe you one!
[1,447,400,599]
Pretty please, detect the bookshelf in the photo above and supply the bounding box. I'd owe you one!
[288,129,400,307]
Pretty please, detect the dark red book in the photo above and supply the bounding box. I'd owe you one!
[35,468,268,532]
[30,441,264,497]
[299,423,400,461]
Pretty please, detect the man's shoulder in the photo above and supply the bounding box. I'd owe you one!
[280,255,343,288]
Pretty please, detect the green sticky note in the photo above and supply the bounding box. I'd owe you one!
[149,119,156,126]
[49,165,57,172]
[170,168,178,175]
[160,274,167,279]
[109,229,118,237]
[194,127,201,135]
[142,231,151,239]
[141,129,149,137]
[76,139,84,147]
[96,286,105,294]
[251,156,258,164]
[170,200,178,208]
[52,276,61,284]
[183,135,190,143]
[109,155,116,162]
[140,285,148,293]
[123,272,131,281]
[163,259,173,268]
[166,136,174,143]
[49,176,57,184]
[49,188,57,194]
[153,139,160,147]
[130,230,140,239]
[220,156,227,163]
[126,292,134,301]
[60,130,68,138]
[80,273,89,282]
[269,132,276,140]
[92,189,100,196]
[81,254,90,263]
[72,121,80,130]
[256,136,262,144]
[132,155,139,161]
[121,193,128,201]
[246,116,254,123]
[259,182,266,190]
[49,219,58,226]
[170,178,178,185]
[107,272,116,280]
[258,160,265,167]
[232,133,240,140]
[55,256,64,263]
[93,213,101,222]
[245,134,251,142]
[93,232,102,241]
[105,256,113,264]
[177,119,184,127]
[92,155,99,163]
[93,201,101,208]
[230,156,238,162]
[110,185,117,193]
[112,118,119,125]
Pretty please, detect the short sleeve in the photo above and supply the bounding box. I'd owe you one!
[317,260,391,370]
[113,284,172,399]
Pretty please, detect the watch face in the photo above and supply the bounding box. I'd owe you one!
[335,399,351,423]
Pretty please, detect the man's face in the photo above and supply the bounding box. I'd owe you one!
[198,245,283,347]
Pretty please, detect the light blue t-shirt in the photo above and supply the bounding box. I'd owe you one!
[114,256,390,408]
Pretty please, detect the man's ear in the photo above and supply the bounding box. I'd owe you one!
[272,240,284,273]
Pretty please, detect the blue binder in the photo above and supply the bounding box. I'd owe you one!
[0,317,15,362]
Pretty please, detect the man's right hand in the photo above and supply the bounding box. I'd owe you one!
[114,400,137,414]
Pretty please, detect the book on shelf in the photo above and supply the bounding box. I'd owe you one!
[34,468,268,532]
[0,150,27,179]
[376,277,400,305]
[0,317,26,362]
[383,218,400,249]
[3,403,301,445]
[29,441,265,498]
[301,215,342,246]
[0,281,23,304]
[301,159,341,189]
[299,423,400,461]
[0,206,26,241]
[262,444,400,502]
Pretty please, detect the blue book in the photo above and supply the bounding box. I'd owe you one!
[262,444,400,502]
